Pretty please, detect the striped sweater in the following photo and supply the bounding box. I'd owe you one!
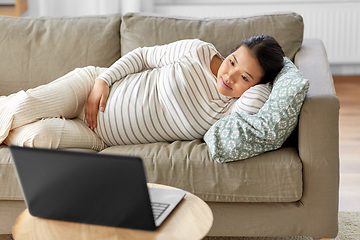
[93,39,270,146]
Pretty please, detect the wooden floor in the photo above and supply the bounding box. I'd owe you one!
[333,76,360,212]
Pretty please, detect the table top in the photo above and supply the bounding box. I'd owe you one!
[12,183,213,240]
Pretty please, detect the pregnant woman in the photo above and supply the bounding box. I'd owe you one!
[0,35,284,151]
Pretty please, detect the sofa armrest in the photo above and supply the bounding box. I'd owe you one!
[294,38,339,236]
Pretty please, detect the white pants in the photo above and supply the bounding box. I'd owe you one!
[0,67,108,151]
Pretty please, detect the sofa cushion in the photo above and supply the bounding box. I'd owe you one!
[100,140,303,203]
[0,141,302,203]
[120,12,303,60]
[204,57,309,163]
[0,15,121,96]
[0,145,98,201]
[0,146,23,200]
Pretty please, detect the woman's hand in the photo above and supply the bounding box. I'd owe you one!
[85,79,109,130]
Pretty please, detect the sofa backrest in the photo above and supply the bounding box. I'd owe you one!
[0,15,121,96]
[121,12,304,60]
[0,12,303,97]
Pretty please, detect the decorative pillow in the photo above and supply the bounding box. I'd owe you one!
[231,83,272,115]
[204,57,309,163]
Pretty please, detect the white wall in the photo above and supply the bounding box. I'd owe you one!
[22,0,151,17]
[22,0,121,17]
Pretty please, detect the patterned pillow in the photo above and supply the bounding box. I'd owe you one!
[204,57,309,163]
[231,83,272,115]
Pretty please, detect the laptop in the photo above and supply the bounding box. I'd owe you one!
[9,145,186,231]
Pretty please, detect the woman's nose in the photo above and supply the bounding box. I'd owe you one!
[223,74,233,83]
[228,70,239,82]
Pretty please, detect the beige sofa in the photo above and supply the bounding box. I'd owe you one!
[0,12,339,239]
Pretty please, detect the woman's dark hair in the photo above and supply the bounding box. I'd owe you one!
[234,35,285,85]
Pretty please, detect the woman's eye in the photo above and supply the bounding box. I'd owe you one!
[242,75,249,82]
[230,60,234,66]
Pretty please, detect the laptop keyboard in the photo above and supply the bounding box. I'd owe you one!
[151,202,170,220]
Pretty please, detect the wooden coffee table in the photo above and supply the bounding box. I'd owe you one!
[12,183,213,240]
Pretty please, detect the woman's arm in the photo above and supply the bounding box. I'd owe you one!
[97,39,204,87]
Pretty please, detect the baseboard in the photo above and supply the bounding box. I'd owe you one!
[330,64,360,76]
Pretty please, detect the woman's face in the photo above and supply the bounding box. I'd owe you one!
[216,45,264,98]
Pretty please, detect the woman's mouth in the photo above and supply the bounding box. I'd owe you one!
[221,77,232,90]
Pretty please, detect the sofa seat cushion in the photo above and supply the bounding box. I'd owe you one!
[0,145,98,201]
[100,140,303,203]
[0,142,302,202]
[0,146,23,200]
